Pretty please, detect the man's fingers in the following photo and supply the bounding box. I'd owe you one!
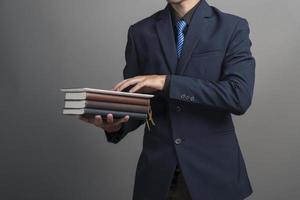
[79,114,130,131]
[113,76,143,90]
[115,79,136,92]
[115,115,130,125]
[104,115,130,132]
[116,77,144,92]
[106,113,114,124]
[129,81,146,93]
[113,79,129,91]
[102,113,118,130]
[94,115,103,127]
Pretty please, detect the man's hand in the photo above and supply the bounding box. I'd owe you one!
[79,114,130,133]
[113,75,167,93]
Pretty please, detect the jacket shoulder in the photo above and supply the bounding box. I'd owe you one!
[133,9,162,26]
[212,5,247,22]
[211,6,248,27]
[210,5,250,33]
[128,9,163,33]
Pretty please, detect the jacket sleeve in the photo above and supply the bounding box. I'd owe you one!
[165,18,255,115]
[105,25,145,144]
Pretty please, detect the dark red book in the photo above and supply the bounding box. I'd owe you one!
[64,100,149,113]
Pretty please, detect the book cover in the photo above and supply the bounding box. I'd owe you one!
[64,100,149,113]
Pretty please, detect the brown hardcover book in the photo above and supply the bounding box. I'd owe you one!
[64,100,149,113]
[86,93,150,106]
[61,88,153,106]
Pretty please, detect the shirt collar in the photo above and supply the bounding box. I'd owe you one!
[170,0,201,26]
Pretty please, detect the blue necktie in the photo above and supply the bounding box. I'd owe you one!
[176,19,187,58]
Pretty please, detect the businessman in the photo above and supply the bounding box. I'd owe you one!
[79,0,255,199]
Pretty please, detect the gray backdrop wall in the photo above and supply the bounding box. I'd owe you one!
[1,0,299,199]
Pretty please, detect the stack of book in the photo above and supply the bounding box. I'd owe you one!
[60,88,155,124]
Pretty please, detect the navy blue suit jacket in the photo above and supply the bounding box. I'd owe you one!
[105,1,255,199]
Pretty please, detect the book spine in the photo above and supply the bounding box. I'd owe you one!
[86,93,150,106]
[83,108,147,120]
[85,100,149,113]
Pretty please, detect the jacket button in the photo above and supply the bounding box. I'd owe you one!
[174,138,182,145]
[190,96,195,102]
[176,105,182,112]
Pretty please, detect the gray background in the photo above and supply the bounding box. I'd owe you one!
[0,0,299,199]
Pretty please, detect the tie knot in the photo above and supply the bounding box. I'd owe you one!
[176,19,187,33]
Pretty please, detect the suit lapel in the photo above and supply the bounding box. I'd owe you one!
[175,0,213,75]
[155,4,177,74]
